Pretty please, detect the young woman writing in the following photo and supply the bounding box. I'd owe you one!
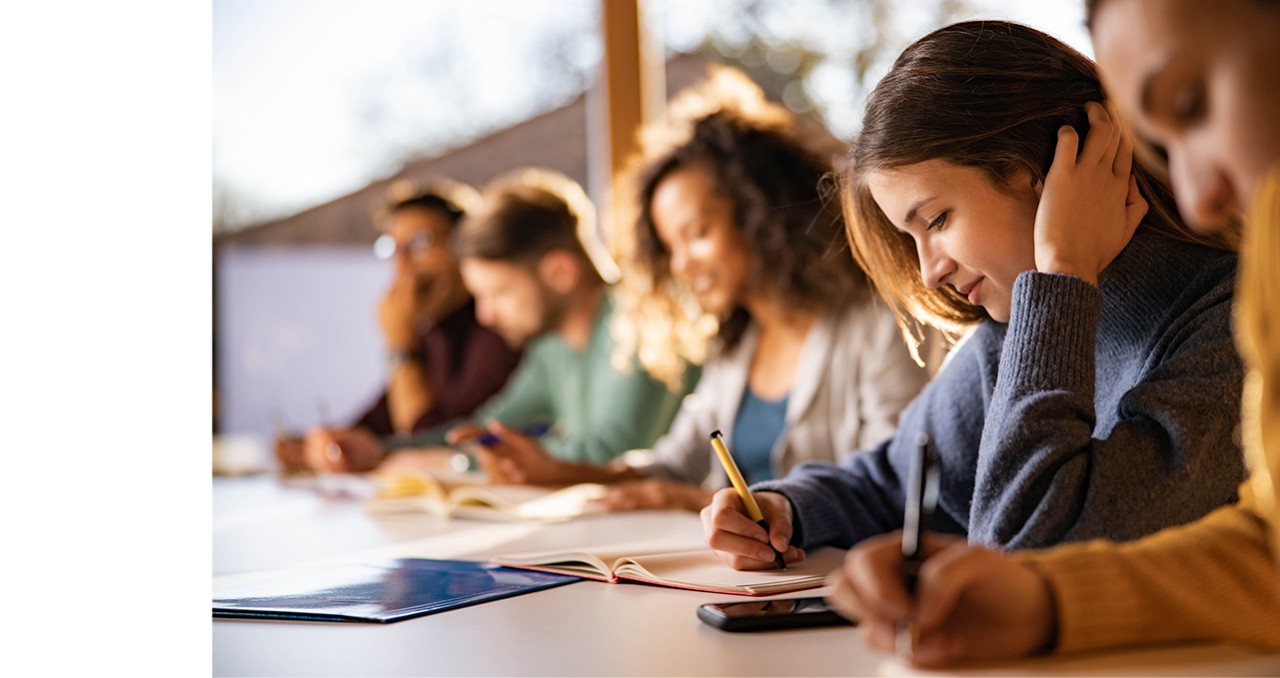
[825,1,1280,663]
[702,20,1247,568]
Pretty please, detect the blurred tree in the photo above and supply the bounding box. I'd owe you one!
[214,0,976,233]
[683,0,973,137]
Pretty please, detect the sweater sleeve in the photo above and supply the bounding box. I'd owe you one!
[1017,183,1280,655]
[353,391,394,437]
[542,360,688,466]
[410,325,521,430]
[971,271,1245,548]
[472,343,556,429]
[1017,484,1280,653]
[752,327,999,549]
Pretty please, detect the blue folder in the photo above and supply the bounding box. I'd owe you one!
[213,558,579,623]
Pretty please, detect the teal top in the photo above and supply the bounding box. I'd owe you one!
[398,294,696,465]
[730,388,788,485]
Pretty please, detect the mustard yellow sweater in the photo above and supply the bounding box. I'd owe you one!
[1020,171,1280,653]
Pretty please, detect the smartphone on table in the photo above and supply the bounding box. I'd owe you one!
[697,596,855,632]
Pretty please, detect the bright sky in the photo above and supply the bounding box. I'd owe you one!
[213,0,1088,228]
[214,0,597,225]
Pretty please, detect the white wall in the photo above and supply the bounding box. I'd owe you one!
[215,245,391,444]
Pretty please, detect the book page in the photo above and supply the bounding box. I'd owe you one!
[492,534,710,579]
[448,483,606,521]
[366,471,609,522]
[370,471,451,501]
[364,471,452,517]
[615,546,848,595]
[491,550,616,580]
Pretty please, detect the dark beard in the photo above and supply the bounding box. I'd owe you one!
[532,281,568,338]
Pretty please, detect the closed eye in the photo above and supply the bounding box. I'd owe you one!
[1172,81,1207,127]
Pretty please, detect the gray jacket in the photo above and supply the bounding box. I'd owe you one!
[640,298,930,489]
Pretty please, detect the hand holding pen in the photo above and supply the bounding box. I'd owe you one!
[302,426,386,474]
[296,400,390,474]
[449,420,574,485]
[825,434,1056,665]
[701,431,803,570]
[444,421,553,477]
[897,433,939,657]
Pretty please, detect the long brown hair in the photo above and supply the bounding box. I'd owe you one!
[844,20,1237,356]
[613,68,866,389]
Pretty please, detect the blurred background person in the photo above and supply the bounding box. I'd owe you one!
[346,168,695,474]
[280,179,521,473]
[470,70,930,511]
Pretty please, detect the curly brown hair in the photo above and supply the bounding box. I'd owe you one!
[612,68,869,389]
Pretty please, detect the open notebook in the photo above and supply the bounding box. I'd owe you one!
[492,541,848,596]
[365,470,607,522]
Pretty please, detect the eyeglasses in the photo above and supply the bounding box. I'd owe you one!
[373,231,436,260]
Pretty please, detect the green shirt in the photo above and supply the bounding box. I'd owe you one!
[398,294,696,465]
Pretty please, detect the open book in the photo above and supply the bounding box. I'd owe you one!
[492,541,848,596]
[365,470,607,522]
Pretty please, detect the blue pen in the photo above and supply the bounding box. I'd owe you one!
[476,422,553,446]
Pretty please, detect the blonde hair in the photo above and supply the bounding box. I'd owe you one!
[1236,170,1280,512]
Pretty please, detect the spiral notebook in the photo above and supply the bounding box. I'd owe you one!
[213,558,579,623]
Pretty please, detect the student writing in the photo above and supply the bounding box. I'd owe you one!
[702,20,1248,571]
[827,1,1280,663]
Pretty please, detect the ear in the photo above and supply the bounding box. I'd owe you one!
[1005,166,1042,200]
[537,250,581,294]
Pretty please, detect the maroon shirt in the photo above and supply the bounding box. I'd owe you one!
[354,298,520,436]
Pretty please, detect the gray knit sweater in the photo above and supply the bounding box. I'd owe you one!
[755,231,1248,550]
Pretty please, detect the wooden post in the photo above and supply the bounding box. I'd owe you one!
[591,0,663,245]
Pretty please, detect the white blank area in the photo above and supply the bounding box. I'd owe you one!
[216,246,389,442]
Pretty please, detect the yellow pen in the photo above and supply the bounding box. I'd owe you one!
[709,430,787,570]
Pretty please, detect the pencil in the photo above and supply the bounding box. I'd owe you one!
[709,430,787,570]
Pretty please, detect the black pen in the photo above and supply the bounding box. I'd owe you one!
[898,432,938,657]
[902,432,936,592]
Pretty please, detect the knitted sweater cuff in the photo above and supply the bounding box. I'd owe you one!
[1003,272,1101,392]
[752,480,812,546]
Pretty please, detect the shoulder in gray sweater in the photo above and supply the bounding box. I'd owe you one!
[754,231,1248,550]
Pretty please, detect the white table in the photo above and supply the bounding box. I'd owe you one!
[213,475,1280,677]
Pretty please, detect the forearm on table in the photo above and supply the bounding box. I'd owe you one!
[755,451,904,550]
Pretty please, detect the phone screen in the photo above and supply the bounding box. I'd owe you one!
[697,596,855,632]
